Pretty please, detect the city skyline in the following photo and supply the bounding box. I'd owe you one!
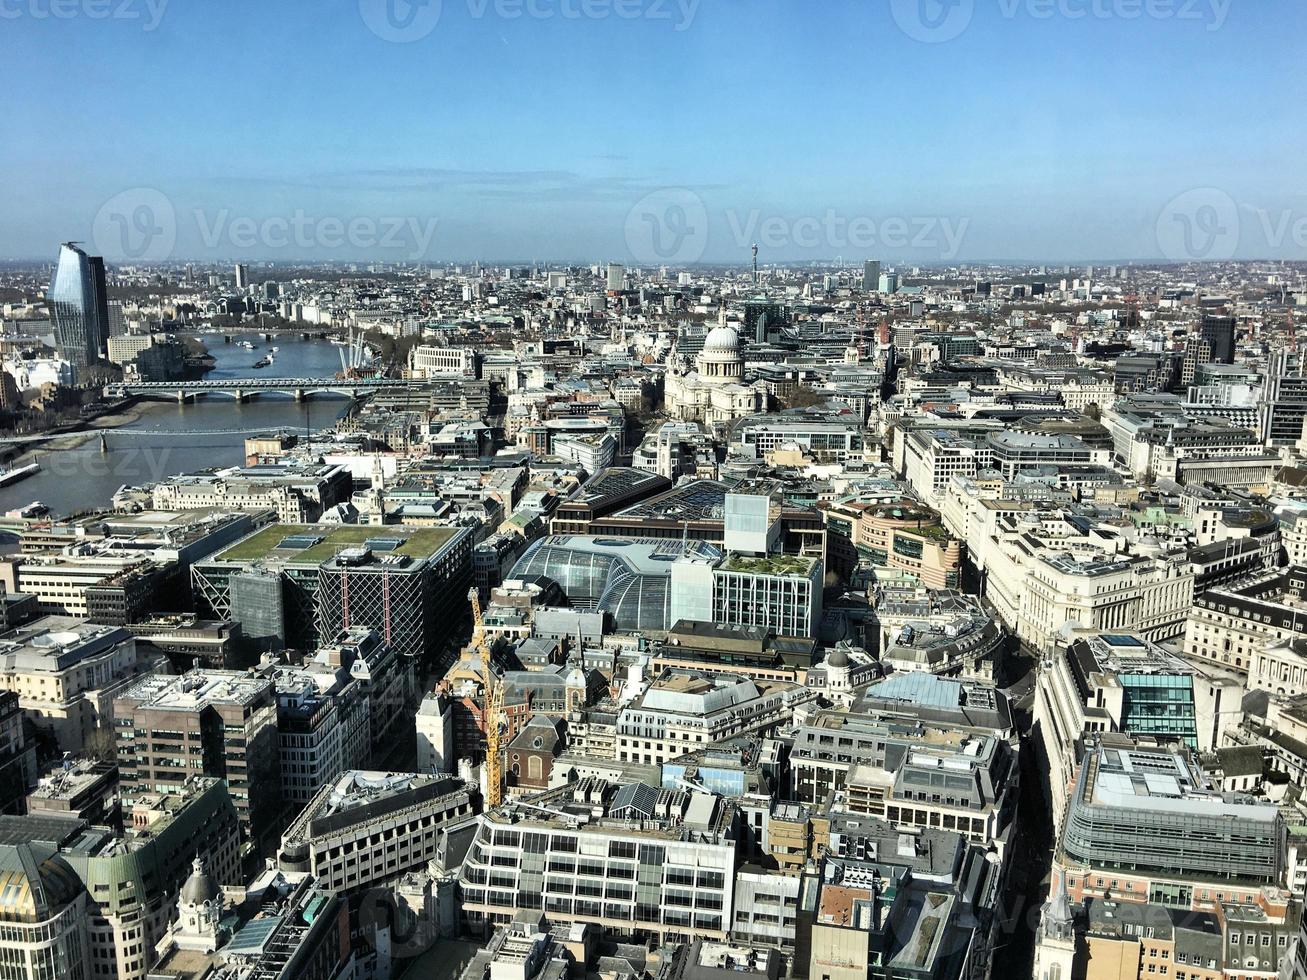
[2,0,1304,264]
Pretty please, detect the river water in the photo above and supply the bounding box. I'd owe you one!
[0,336,354,518]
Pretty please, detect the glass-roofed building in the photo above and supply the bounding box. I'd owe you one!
[510,534,824,637]
[1034,626,1242,838]
[510,536,722,633]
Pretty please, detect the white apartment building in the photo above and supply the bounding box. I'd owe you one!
[1,555,139,616]
[408,345,478,378]
[730,867,800,951]
[0,618,157,752]
[1182,569,1307,678]
[152,463,350,523]
[551,432,618,474]
[616,671,815,767]
[268,664,371,805]
[972,513,1193,652]
[1020,549,1193,650]
[902,428,990,506]
[1277,506,1307,566]
[416,691,455,773]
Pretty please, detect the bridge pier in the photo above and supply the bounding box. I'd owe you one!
[234,389,247,404]
[294,388,305,402]
[177,390,189,405]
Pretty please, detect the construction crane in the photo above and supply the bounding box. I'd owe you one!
[468,588,504,808]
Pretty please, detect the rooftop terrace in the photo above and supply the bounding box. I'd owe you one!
[213,523,457,564]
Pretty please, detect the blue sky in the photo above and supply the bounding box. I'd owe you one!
[2,0,1303,264]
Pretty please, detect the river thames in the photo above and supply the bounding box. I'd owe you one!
[0,337,354,519]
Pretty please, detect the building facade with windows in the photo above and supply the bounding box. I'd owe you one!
[276,771,476,894]
[459,778,739,942]
[1060,743,1287,912]
[114,670,280,840]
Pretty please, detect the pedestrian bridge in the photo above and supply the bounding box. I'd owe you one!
[105,377,421,403]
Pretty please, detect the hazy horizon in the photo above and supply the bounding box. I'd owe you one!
[4,0,1304,266]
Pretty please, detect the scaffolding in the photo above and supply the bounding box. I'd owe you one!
[469,587,504,808]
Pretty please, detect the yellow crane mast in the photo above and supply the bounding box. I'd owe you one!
[468,587,504,807]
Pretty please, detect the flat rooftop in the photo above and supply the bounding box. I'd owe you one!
[611,479,730,523]
[1073,632,1195,677]
[212,523,458,564]
[721,554,815,576]
[0,617,131,672]
[1084,746,1279,823]
[120,669,271,710]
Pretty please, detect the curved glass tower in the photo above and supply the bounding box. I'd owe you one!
[48,243,109,368]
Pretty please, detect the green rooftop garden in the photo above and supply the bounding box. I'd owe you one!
[723,554,815,576]
[912,522,955,542]
[216,523,456,564]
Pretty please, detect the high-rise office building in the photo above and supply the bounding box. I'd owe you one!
[114,669,281,840]
[862,259,881,291]
[192,523,473,664]
[48,242,110,368]
[878,272,899,294]
[606,262,625,292]
[106,300,126,337]
[1200,313,1236,364]
[234,263,250,289]
[1260,349,1307,447]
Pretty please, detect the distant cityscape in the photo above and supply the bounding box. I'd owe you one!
[0,239,1302,980]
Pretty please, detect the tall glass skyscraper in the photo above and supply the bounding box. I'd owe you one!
[48,242,110,368]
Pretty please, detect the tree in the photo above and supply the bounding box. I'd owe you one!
[782,386,828,410]
[84,726,118,764]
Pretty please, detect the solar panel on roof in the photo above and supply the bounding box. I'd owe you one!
[225,916,282,955]
[279,535,325,550]
[365,538,404,552]
[1102,634,1145,647]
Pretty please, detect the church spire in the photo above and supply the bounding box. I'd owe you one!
[1045,868,1074,939]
